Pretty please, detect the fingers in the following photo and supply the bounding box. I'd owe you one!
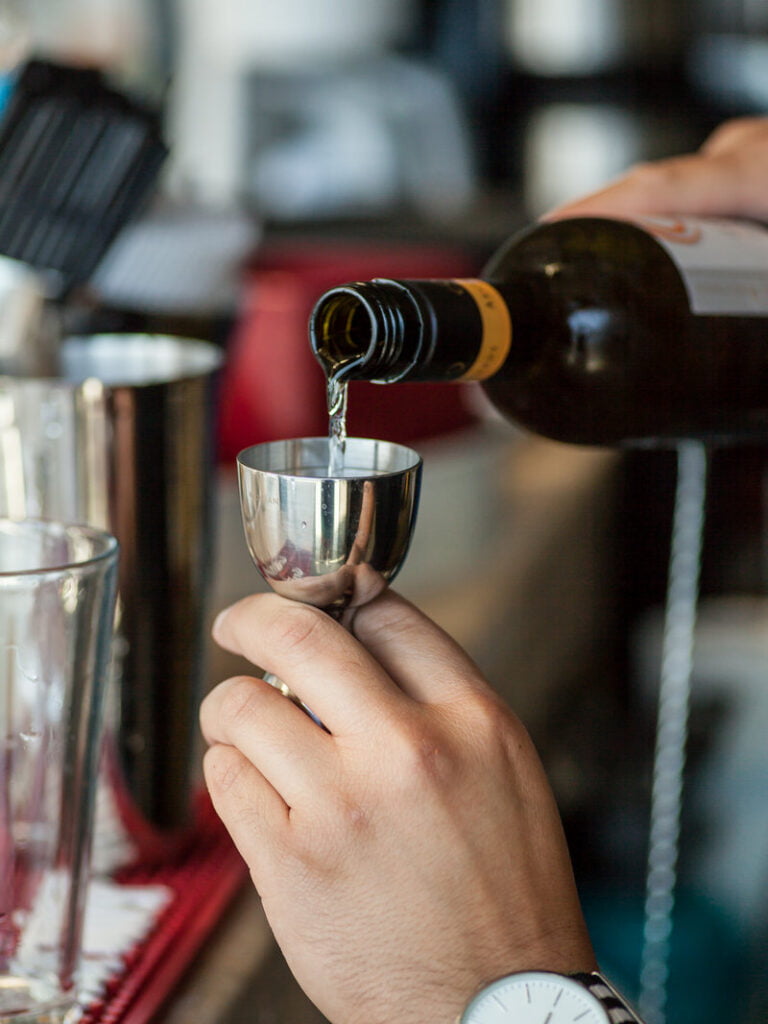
[200,672,334,805]
[212,589,490,725]
[543,153,732,219]
[699,115,768,156]
[348,590,490,704]
[202,741,288,872]
[544,115,768,222]
[212,593,405,734]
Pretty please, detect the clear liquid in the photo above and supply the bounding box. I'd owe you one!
[327,378,348,476]
[290,466,385,479]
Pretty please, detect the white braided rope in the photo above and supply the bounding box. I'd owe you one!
[638,441,707,1024]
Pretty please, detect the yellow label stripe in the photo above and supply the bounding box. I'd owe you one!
[454,279,512,381]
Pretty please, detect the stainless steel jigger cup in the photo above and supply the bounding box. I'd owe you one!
[0,518,118,1024]
[237,437,422,708]
[0,334,222,863]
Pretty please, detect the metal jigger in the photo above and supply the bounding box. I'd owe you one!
[237,436,422,714]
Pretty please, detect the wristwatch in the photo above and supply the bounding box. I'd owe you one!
[459,971,644,1023]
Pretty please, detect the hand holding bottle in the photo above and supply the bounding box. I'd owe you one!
[201,590,595,1024]
[309,115,768,448]
[546,115,768,221]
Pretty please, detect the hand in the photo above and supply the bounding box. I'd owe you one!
[201,590,595,1024]
[545,115,768,221]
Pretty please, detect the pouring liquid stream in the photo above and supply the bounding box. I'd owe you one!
[327,377,348,476]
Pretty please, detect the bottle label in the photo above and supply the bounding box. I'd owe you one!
[453,279,512,379]
[634,215,768,315]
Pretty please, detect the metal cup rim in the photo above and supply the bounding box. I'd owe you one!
[237,436,422,480]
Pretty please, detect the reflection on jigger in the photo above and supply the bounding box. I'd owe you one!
[264,479,385,612]
[268,561,387,615]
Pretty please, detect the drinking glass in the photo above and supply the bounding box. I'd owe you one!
[0,518,118,1023]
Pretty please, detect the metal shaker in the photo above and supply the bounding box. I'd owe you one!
[0,333,222,858]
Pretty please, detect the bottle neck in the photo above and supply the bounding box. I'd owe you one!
[309,278,512,383]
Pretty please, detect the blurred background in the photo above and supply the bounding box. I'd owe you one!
[3,0,768,1021]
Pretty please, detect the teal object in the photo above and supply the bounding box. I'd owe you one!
[582,886,748,1023]
[0,72,14,113]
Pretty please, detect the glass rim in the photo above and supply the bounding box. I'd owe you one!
[0,517,119,577]
[236,436,422,480]
[60,333,223,386]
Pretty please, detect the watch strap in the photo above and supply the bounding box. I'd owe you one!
[571,972,644,1023]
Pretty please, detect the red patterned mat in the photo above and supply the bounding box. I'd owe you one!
[79,798,248,1024]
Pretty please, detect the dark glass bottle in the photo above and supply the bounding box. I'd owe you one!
[309,215,768,447]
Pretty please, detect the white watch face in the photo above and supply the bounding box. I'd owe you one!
[462,972,609,1023]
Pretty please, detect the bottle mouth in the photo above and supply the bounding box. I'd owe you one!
[309,280,420,382]
[311,288,375,375]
